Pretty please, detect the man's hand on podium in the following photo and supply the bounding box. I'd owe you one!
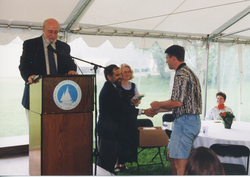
[28,75,40,84]
[27,70,78,84]
[68,70,78,75]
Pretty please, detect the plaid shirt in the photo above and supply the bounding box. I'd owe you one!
[171,63,202,118]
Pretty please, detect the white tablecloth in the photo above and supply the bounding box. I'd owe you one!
[193,121,250,175]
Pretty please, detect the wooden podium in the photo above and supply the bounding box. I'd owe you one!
[29,75,94,175]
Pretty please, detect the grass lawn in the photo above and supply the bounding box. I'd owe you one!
[0,77,28,137]
[93,147,172,175]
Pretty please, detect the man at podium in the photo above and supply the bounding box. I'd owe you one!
[19,18,78,122]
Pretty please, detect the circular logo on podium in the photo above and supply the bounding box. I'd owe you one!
[53,80,82,110]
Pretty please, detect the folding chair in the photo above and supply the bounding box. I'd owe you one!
[162,113,174,138]
[210,144,250,175]
[162,113,174,158]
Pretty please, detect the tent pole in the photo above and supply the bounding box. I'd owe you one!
[217,44,220,92]
[64,31,67,43]
[238,44,243,121]
[203,35,210,120]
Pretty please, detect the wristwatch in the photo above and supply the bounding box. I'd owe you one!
[141,109,145,114]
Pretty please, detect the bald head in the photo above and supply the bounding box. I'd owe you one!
[42,18,60,43]
[43,18,60,29]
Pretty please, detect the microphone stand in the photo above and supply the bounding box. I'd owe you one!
[70,56,111,175]
[48,45,113,175]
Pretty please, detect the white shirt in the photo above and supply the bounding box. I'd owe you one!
[205,106,233,121]
[42,35,58,74]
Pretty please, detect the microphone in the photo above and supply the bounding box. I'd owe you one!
[47,44,105,71]
[47,44,85,74]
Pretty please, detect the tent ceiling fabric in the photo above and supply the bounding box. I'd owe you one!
[0,0,80,26]
[1,0,250,47]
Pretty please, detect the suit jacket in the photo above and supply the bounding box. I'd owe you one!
[97,81,132,140]
[97,81,139,163]
[19,35,77,109]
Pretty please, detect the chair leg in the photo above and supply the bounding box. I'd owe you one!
[137,148,146,171]
[136,160,140,171]
[151,150,159,162]
[151,147,164,168]
[137,147,165,170]
[164,147,168,160]
[157,147,164,167]
[136,151,140,171]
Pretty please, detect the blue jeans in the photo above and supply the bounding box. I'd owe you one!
[168,114,201,159]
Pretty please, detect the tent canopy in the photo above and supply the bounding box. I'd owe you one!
[1,0,250,47]
[1,0,250,123]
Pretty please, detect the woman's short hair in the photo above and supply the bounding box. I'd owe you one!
[184,146,225,175]
[216,92,227,100]
[120,63,134,80]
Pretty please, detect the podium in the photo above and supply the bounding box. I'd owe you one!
[29,75,94,175]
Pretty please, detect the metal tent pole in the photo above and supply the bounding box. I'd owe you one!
[203,35,210,120]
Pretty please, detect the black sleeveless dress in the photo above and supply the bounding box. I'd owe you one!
[118,83,138,164]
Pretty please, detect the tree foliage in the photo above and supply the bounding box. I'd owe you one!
[149,42,170,79]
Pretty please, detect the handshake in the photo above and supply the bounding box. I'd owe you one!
[144,101,161,118]
[130,95,162,118]
[142,108,158,117]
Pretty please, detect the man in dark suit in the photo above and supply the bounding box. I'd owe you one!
[97,64,155,173]
[19,18,77,119]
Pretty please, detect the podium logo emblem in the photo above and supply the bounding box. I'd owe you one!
[53,80,82,110]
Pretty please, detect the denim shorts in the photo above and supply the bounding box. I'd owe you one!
[168,114,201,159]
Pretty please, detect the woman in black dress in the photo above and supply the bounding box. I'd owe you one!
[115,63,142,172]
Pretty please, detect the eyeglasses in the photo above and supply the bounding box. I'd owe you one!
[123,71,131,74]
[45,28,59,35]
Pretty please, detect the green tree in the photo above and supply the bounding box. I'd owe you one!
[150,42,170,79]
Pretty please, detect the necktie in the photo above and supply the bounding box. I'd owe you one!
[47,44,57,75]
[116,86,122,97]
